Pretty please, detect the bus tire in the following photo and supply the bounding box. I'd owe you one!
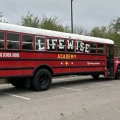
[92,74,99,79]
[32,69,52,91]
[10,79,24,88]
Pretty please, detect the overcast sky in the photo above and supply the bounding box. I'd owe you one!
[0,0,120,30]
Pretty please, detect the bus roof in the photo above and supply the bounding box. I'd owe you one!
[0,22,114,44]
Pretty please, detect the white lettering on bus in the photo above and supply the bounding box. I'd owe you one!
[87,62,100,65]
[67,40,74,49]
[38,39,45,50]
[12,53,19,57]
[80,42,84,52]
[0,53,19,57]
[37,38,91,52]
[47,39,50,49]
[76,41,79,50]
[85,44,90,53]
[3,53,11,57]
[52,39,57,49]
[59,40,64,49]
[0,53,2,57]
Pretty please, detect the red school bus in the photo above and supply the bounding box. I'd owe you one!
[0,22,119,91]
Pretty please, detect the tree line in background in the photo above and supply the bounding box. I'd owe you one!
[1,11,120,55]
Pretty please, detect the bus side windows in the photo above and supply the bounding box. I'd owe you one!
[0,32,4,49]
[36,36,45,51]
[97,44,104,54]
[57,39,65,52]
[76,41,90,53]
[67,40,74,52]
[7,32,20,49]
[22,34,33,50]
[90,43,96,53]
[47,38,57,51]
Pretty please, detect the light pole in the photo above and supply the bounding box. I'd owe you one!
[71,0,73,33]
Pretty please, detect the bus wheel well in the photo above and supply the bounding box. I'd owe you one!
[32,65,54,77]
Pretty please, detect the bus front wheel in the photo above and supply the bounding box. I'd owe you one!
[32,69,52,91]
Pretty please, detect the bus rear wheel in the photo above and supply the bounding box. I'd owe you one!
[32,69,52,91]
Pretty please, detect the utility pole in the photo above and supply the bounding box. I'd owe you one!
[71,0,73,33]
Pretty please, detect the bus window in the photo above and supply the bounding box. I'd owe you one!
[7,32,20,49]
[57,39,66,52]
[67,40,74,52]
[22,34,33,50]
[76,41,90,53]
[36,36,45,51]
[97,44,104,54]
[0,32,4,49]
[84,42,90,53]
[47,38,57,51]
[90,43,96,53]
[76,40,83,53]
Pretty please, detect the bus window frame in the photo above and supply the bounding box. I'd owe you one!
[57,38,66,53]
[0,29,109,56]
[35,35,46,51]
[21,33,34,51]
[6,31,20,50]
[0,30,5,49]
[84,41,90,54]
[66,39,75,53]
[46,37,57,52]
[90,42,97,54]
[97,43,105,54]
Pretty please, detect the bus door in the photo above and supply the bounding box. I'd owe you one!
[106,45,114,77]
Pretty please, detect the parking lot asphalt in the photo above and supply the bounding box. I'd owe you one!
[0,75,120,120]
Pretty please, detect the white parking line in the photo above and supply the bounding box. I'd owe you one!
[57,87,82,92]
[0,91,31,100]
[53,78,64,81]
[5,92,82,107]
[95,83,115,86]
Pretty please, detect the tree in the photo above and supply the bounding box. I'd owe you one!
[90,17,120,56]
[90,25,120,46]
[39,15,65,32]
[109,16,120,34]
[63,25,71,33]
[0,12,8,23]
[62,25,90,35]
[90,26,108,38]
[20,11,40,28]
[20,11,67,32]
[20,11,90,35]
[73,26,90,35]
